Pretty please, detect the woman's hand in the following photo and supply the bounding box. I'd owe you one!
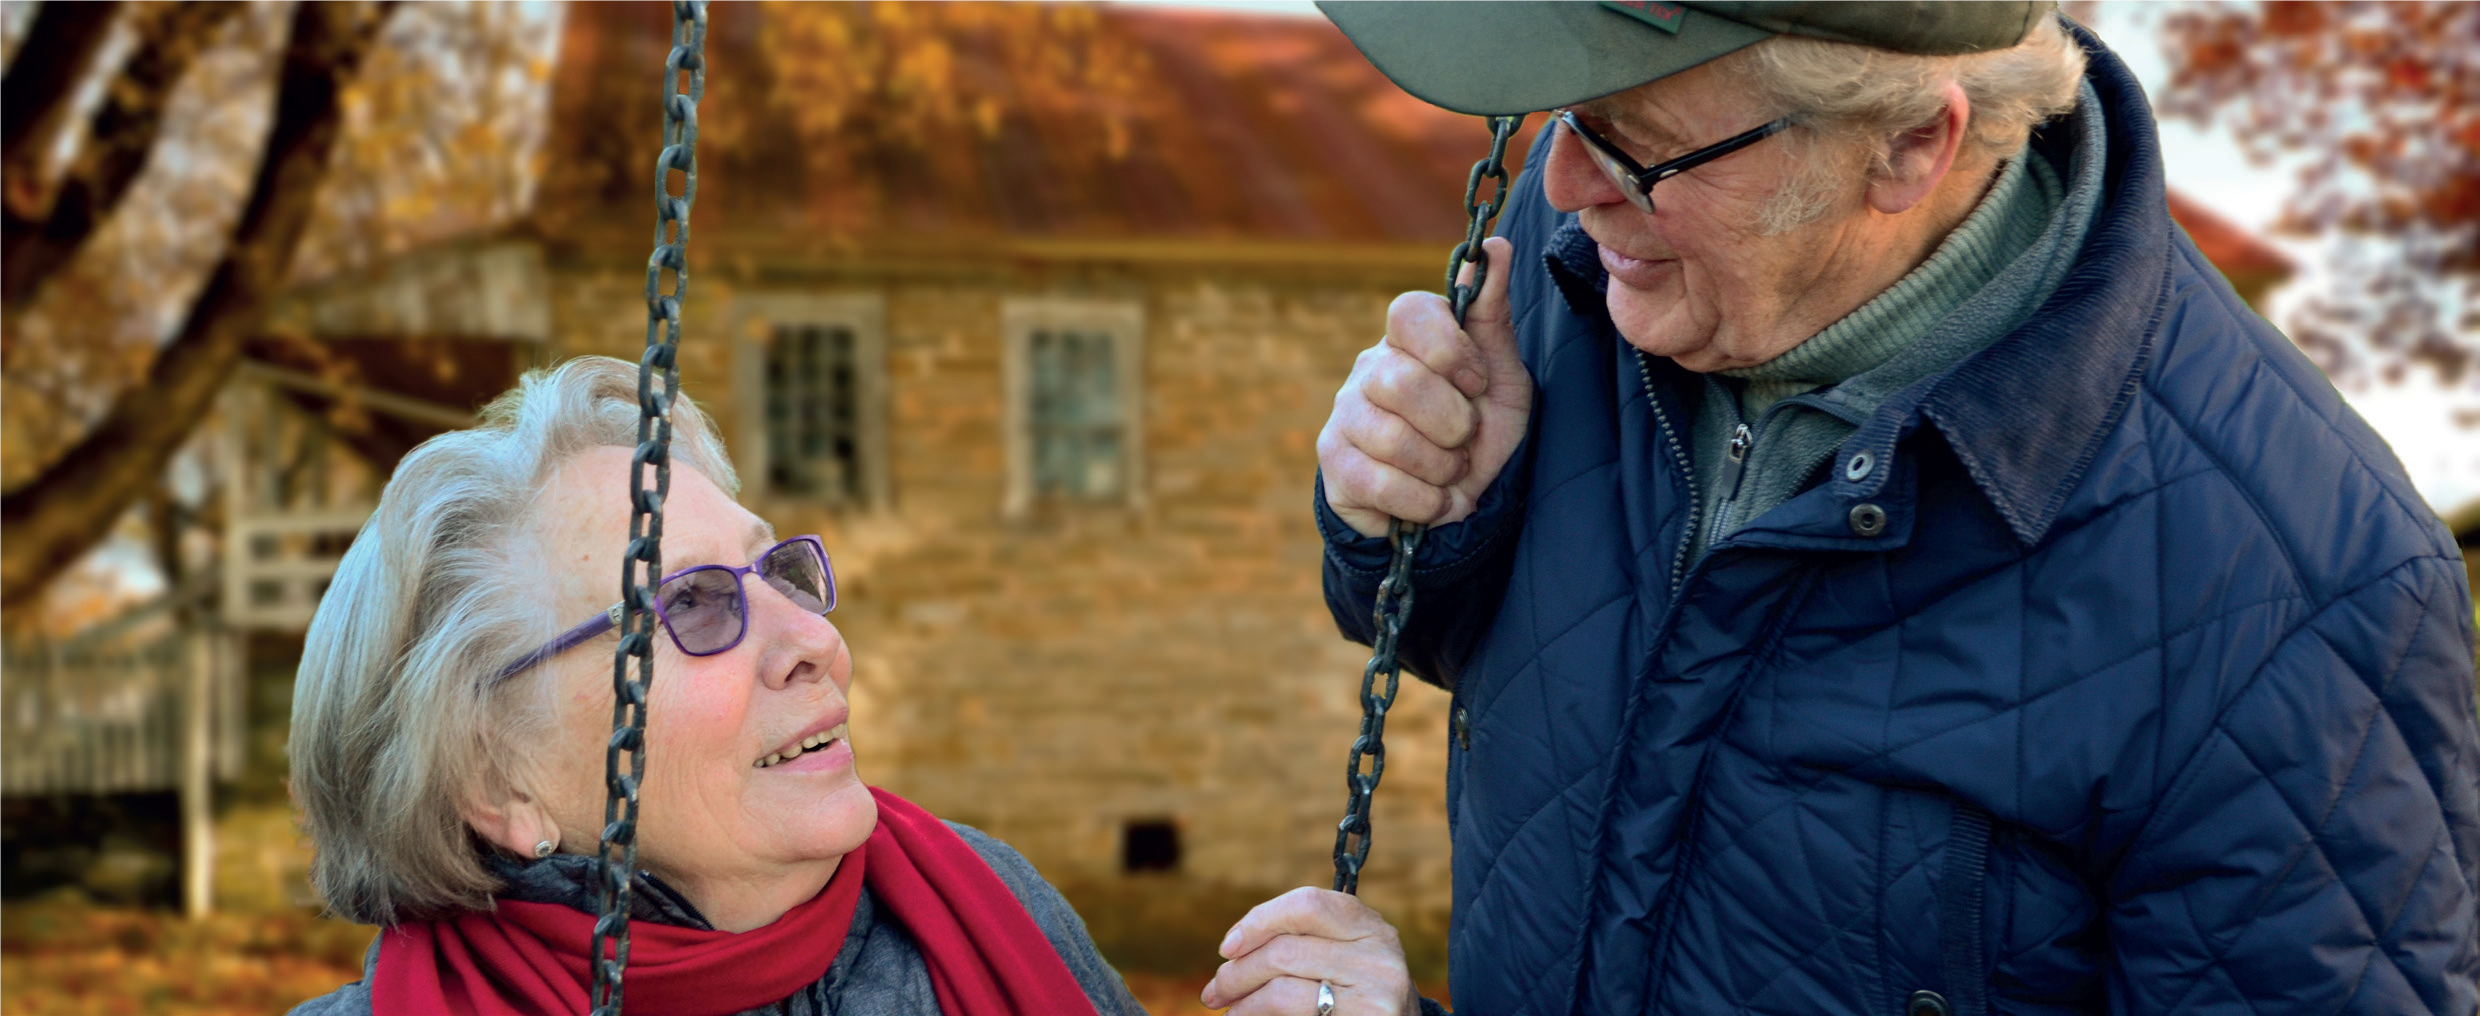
[1200,887,1421,1015]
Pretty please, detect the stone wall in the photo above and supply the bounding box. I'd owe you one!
[545,258,1458,977]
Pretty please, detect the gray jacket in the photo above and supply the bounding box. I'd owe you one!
[288,823,1149,1016]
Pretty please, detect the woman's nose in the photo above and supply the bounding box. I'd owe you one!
[748,579,841,688]
[1542,124,1626,214]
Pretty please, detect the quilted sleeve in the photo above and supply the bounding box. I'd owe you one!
[1315,455,1530,692]
[2104,555,2480,1014]
[1314,129,1558,693]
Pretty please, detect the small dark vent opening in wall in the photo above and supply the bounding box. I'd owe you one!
[1122,819,1180,874]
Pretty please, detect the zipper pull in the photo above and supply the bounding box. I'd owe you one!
[1721,423,1752,496]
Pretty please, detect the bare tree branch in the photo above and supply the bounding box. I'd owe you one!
[0,0,397,611]
[0,1,122,171]
[1,1,247,309]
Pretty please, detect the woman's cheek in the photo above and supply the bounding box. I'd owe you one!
[829,637,854,690]
[637,662,743,766]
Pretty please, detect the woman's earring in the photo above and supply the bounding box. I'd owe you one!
[533,838,557,859]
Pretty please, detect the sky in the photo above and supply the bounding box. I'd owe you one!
[1114,0,2480,518]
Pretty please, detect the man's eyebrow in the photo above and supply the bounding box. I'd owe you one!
[1572,100,1687,152]
[747,519,777,553]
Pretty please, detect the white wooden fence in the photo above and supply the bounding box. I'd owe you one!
[2,626,242,915]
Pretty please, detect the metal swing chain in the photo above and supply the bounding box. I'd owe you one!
[1332,113,1525,896]
[592,4,706,1014]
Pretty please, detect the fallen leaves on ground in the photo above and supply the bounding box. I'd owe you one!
[1,897,371,1016]
[0,898,1419,1015]
[1124,971,1223,1015]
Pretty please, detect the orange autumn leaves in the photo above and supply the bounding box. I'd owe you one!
[0,898,1232,1016]
[754,1,1159,163]
[1,899,371,1016]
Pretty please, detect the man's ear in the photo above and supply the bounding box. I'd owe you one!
[1867,80,1971,215]
[462,775,561,858]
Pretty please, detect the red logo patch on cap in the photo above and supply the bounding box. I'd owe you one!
[1600,0,1686,35]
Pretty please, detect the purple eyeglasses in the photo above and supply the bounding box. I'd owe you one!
[494,535,836,683]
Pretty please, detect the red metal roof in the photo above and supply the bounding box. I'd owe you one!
[532,3,2295,289]
[2165,189,2296,280]
[534,3,1536,249]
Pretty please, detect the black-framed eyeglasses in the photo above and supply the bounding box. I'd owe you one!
[493,535,837,683]
[1557,110,1793,216]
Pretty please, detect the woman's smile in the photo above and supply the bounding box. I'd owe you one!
[754,722,852,770]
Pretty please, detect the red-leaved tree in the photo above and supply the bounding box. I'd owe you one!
[2156,1,2478,397]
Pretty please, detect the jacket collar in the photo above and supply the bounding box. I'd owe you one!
[1882,21,2171,546]
[1547,22,2173,548]
[1546,211,1607,316]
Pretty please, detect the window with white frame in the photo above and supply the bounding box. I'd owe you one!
[730,293,888,510]
[1002,298,1144,515]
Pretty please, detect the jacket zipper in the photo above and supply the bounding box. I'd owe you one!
[1722,422,1753,492]
[1702,389,1861,553]
[1707,422,1753,552]
[1634,349,1700,598]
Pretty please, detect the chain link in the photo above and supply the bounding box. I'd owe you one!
[1333,114,1524,896]
[592,4,706,1013]
[1446,116,1523,322]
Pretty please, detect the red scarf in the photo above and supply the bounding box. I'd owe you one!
[373,788,1099,1016]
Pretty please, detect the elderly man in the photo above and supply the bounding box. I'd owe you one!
[1203,3,2480,1015]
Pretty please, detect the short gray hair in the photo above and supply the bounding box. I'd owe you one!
[1723,14,2088,233]
[289,355,738,925]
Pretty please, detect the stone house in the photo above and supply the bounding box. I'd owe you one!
[118,0,2347,971]
[218,2,1531,972]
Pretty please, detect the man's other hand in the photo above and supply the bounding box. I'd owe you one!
[1318,236,1531,538]
[1200,887,1421,1016]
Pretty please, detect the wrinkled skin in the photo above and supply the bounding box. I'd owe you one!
[1290,47,1988,1016]
[1317,60,1978,539]
[465,445,873,933]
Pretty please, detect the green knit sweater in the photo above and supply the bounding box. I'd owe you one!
[1681,80,2108,564]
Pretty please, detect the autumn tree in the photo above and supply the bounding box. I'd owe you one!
[2156,0,2480,393]
[0,1,549,615]
[755,1,1158,161]
[2,0,1147,619]
[526,1,1165,247]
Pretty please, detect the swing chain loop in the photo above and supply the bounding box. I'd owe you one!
[592,4,705,1014]
[1332,114,1524,896]
[1445,115,1522,323]
[1330,520,1424,895]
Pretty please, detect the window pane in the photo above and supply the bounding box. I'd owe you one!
[765,322,863,501]
[1029,329,1122,498]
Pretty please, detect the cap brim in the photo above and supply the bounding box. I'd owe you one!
[1317,1,1773,116]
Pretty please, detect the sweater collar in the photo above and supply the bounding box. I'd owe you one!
[1724,131,2064,416]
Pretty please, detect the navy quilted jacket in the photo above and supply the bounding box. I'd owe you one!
[1317,27,2480,1016]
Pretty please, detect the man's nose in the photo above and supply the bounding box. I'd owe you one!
[1542,124,1625,214]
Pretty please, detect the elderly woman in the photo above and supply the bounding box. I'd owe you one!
[1211,2,2480,1015]
[286,357,1147,1016]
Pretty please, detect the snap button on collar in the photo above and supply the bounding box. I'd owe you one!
[1907,990,1951,1016]
[1844,450,1874,482]
[1848,502,1888,537]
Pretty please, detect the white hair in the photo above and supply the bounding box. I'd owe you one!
[289,355,738,925]
[1721,14,2089,234]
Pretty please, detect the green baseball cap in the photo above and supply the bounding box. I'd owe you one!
[1316,1,2053,116]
